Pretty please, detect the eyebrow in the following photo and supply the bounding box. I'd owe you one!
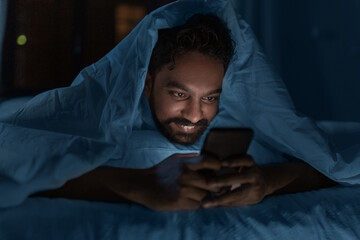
[166,81,189,91]
[166,80,222,95]
[207,88,222,95]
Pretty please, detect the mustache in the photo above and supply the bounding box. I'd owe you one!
[164,118,209,127]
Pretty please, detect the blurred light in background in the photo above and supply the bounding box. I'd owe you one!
[16,34,27,46]
[115,4,146,43]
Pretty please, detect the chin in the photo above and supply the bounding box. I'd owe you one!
[171,133,201,145]
[156,121,207,145]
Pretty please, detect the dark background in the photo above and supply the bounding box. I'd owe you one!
[238,0,360,122]
[1,0,359,121]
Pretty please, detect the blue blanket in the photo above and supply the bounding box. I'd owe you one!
[0,0,359,212]
[1,0,360,239]
[1,184,360,239]
[1,116,360,239]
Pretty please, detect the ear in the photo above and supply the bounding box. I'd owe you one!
[145,72,153,100]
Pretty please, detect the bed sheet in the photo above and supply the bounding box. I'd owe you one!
[1,102,360,239]
[0,0,359,237]
[0,185,359,240]
[2,0,360,212]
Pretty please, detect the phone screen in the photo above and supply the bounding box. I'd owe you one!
[201,128,253,195]
[201,128,253,160]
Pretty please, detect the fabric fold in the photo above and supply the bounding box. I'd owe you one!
[0,0,359,208]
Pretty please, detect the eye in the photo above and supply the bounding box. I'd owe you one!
[169,91,187,99]
[202,96,219,103]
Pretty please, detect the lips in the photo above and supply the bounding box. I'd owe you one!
[159,118,209,144]
[174,123,198,133]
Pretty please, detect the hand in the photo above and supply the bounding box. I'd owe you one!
[108,154,222,211]
[202,155,270,208]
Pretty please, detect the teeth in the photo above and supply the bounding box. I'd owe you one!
[182,126,195,130]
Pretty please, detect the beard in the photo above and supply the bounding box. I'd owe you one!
[148,95,208,145]
[156,117,209,145]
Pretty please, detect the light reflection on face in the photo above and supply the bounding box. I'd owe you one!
[145,51,224,145]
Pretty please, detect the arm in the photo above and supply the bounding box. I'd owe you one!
[263,161,337,195]
[32,167,139,203]
[201,155,337,208]
[32,155,222,211]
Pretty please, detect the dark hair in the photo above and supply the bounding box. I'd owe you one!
[148,14,234,78]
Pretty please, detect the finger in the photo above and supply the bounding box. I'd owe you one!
[179,169,220,192]
[204,181,268,208]
[202,185,251,208]
[185,155,221,171]
[157,198,200,211]
[170,153,200,158]
[223,184,265,206]
[208,170,258,188]
[178,186,208,202]
[178,198,201,211]
[222,155,255,168]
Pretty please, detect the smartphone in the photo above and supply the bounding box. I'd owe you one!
[202,128,253,160]
[201,128,253,195]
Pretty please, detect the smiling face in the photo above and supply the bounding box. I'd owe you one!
[145,51,224,145]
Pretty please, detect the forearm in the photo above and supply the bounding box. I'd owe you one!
[262,161,337,196]
[31,155,218,211]
[31,167,139,203]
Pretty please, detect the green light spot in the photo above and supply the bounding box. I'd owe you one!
[17,35,27,46]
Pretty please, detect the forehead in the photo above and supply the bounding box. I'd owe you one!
[154,52,224,92]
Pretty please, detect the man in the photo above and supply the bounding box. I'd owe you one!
[35,14,336,211]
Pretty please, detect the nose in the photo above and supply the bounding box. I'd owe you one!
[181,99,204,123]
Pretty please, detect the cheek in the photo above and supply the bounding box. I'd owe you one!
[203,104,219,121]
[154,97,183,121]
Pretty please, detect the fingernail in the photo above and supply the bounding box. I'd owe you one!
[209,181,217,188]
[203,202,212,208]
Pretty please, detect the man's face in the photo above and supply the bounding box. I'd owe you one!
[145,51,224,145]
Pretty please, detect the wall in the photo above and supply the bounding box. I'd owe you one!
[0,0,8,85]
[236,0,360,121]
